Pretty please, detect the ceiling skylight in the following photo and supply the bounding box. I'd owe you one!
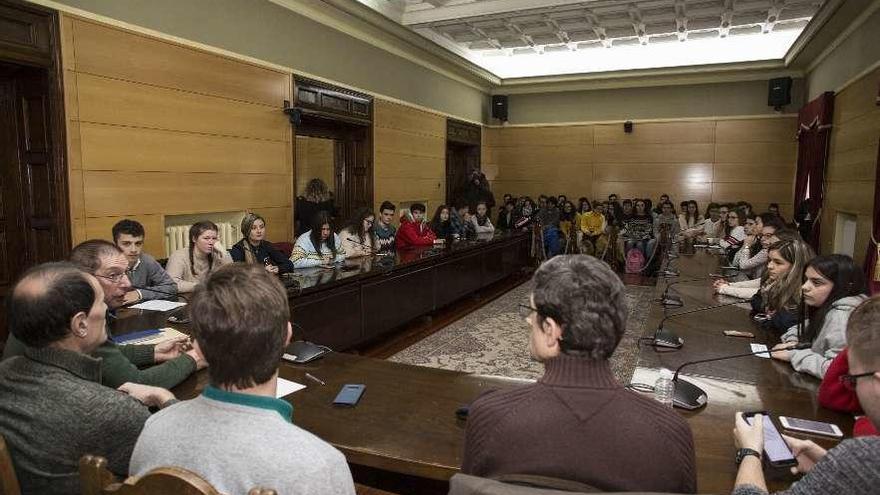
[358,0,824,80]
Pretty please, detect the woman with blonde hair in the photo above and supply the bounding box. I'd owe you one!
[230,213,293,273]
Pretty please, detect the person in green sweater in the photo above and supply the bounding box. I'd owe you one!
[2,240,206,388]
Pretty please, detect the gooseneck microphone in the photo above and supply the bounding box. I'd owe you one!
[346,237,375,252]
[652,299,747,349]
[127,285,186,302]
[670,342,812,409]
[657,273,737,307]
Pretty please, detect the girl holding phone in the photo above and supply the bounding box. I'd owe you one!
[770,254,868,378]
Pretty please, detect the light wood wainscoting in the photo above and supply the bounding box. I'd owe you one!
[373,100,446,215]
[821,67,880,264]
[61,15,293,258]
[483,117,797,217]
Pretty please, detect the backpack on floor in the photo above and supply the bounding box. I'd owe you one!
[625,248,645,274]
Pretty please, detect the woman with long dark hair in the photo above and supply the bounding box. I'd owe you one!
[166,220,233,292]
[230,213,294,273]
[718,208,746,252]
[678,200,702,238]
[339,207,376,258]
[291,211,345,268]
[771,254,869,378]
[430,205,455,239]
[621,199,655,259]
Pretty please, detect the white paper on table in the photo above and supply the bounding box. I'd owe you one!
[129,300,187,312]
[276,377,307,398]
[750,343,770,358]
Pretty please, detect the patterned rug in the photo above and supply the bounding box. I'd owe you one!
[388,281,655,383]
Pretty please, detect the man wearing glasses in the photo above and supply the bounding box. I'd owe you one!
[3,240,205,389]
[461,255,696,493]
[732,296,880,494]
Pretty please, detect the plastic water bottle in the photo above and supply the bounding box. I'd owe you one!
[654,368,675,408]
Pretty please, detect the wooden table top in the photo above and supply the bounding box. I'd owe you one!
[113,246,854,493]
[171,352,527,481]
[637,248,853,493]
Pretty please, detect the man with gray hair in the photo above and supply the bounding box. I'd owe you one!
[462,255,696,493]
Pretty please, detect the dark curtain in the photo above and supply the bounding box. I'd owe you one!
[794,91,835,251]
[865,138,880,295]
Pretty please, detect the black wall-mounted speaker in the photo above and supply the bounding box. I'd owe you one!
[492,95,508,121]
[768,77,793,109]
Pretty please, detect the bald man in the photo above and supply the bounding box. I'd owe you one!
[0,262,175,495]
[2,240,206,388]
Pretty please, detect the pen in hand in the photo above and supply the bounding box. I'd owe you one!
[304,373,325,386]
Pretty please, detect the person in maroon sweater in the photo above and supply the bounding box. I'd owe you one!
[819,348,879,436]
[396,203,439,249]
[461,255,696,493]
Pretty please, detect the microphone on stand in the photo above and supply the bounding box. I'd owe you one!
[128,285,183,301]
[657,273,738,307]
[671,342,812,409]
[346,237,379,255]
[658,243,681,277]
[652,299,747,349]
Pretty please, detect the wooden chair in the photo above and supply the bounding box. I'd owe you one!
[79,455,276,495]
[0,433,21,495]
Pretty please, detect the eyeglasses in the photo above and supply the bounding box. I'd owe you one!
[839,371,876,390]
[95,272,129,285]
[518,304,539,318]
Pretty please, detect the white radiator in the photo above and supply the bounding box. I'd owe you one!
[164,222,236,257]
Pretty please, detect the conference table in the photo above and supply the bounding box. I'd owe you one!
[637,246,853,493]
[113,244,855,494]
[282,230,531,351]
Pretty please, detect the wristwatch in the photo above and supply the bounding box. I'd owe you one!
[735,448,762,465]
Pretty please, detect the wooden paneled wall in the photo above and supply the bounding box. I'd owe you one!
[820,67,880,264]
[373,100,446,215]
[295,136,335,197]
[61,16,292,258]
[484,117,797,216]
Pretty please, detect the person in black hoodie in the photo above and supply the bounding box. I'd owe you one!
[230,213,294,274]
[496,199,516,230]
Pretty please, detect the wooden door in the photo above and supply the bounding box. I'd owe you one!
[0,64,65,342]
[446,142,480,206]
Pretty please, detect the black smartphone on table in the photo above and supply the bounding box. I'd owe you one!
[743,411,797,467]
[333,384,366,407]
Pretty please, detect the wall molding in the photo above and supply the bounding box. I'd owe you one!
[834,58,880,96]
[485,113,798,129]
[493,63,803,95]
[806,1,880,74]
[26,0,485,126]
